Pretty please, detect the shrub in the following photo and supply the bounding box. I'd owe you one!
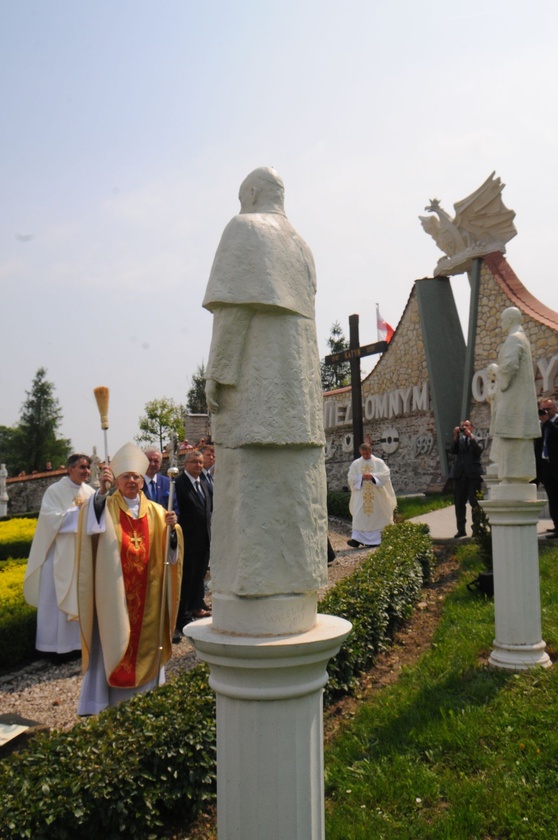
[471,492,493,571]
[327,490,350,519]
[0,517,37,562]
[0,667,216,839]
[321,521,434,703]
[0,560,36,671]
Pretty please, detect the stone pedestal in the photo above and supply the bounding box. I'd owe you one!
[186,614,351,840]
[480,483,551,671]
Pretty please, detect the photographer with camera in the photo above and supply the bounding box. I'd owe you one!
[449,419,484,538]
[535,398,558,539]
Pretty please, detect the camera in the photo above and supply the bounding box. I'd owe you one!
[538,408,548,416]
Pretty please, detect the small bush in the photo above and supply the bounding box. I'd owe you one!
[0,517,36,562]
[0,560,36,671]
[0,667,216,839]
[471,492,493,571]
[321,521,434,703]
[327,490,350,519]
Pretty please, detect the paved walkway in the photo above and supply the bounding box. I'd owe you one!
[410,504,555,544]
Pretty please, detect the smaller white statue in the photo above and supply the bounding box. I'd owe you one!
[0,464,8,516]
[90,446,102,488]
[485,363,500,475]
[491,307,541,482]
[419,172,517,276]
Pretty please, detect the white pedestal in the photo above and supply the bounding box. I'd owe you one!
[186,614,352,840]
[480,483,551,671]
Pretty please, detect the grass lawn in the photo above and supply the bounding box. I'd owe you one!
[324,542,558,839]
[395,494,453,521]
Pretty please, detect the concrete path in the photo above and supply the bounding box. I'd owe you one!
[410,504,555,544]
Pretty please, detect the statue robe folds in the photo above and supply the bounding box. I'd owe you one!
[77,492,183,689]
[493,327,540,481]
[203,211,328,596]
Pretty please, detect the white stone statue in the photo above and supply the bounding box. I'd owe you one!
[203,166,327,609]
[89,446,102,488]
[485,363,500,475]
[0,463,8,516]
[419,172,517,276]
[491,307,541,482]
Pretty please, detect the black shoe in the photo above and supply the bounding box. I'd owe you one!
[545,531,558,540]
[347,539,362,548]
[172,631,184,644]
[454,531,466,538]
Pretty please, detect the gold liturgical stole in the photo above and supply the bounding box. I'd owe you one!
[362,463,374,515]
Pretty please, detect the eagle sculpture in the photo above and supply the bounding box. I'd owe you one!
[419,172,517,276]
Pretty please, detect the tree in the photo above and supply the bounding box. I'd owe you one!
[135,398,185,451]
[186,362,208,414]
[0,425,23,476]
[18,368,71,472]
[321,321,351,391]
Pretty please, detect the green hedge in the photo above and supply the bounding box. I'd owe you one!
[0,560,36,671]
[327,490,350,519]
[0,521,434,839]
[0,542,33,562]
[0,667,216,839]
[322,521,433,702]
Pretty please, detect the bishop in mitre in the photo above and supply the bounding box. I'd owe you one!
[77,442,183,715]
[347,442,396,548]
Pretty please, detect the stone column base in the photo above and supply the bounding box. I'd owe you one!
[186,613,352,840]
[481,483,551,673]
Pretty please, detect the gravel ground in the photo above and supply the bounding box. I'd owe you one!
[0,518,368,733]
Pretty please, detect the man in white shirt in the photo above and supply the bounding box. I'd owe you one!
[24,454,95,654]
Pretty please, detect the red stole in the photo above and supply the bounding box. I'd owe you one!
[109,510,150,687]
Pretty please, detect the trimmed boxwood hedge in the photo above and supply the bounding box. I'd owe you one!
[0,560,37,672]
[0,521,434,839]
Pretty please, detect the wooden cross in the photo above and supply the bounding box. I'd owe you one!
[324,313,388,459]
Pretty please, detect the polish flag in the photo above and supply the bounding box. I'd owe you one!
[376,305,394,343]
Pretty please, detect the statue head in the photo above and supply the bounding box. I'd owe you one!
[239,167,285,215]
[501,306,522,333]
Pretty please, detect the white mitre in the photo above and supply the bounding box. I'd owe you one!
[110,442,149,478]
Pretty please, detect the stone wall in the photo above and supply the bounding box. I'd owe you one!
[5,470,66,515]
[324,289,440,494]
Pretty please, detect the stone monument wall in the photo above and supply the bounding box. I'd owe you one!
[325,255,558,495]
[325,290,440,494]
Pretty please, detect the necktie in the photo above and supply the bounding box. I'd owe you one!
[195,481,204,500]
[150,480,156,499]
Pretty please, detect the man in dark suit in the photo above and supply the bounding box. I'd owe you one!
[199,443,215,498]
[142,448,171,506]
[174,449,212,638]
[535,398,558,539]
[450,419,484,538]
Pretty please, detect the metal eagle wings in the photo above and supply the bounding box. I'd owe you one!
[419,172,517,276]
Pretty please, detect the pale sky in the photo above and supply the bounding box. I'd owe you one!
[2,0,558,461]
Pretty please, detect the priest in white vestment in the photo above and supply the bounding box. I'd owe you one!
[347,443,396,548]
[24,454,95,654]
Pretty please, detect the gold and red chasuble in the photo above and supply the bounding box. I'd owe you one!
[109,511,151,687]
